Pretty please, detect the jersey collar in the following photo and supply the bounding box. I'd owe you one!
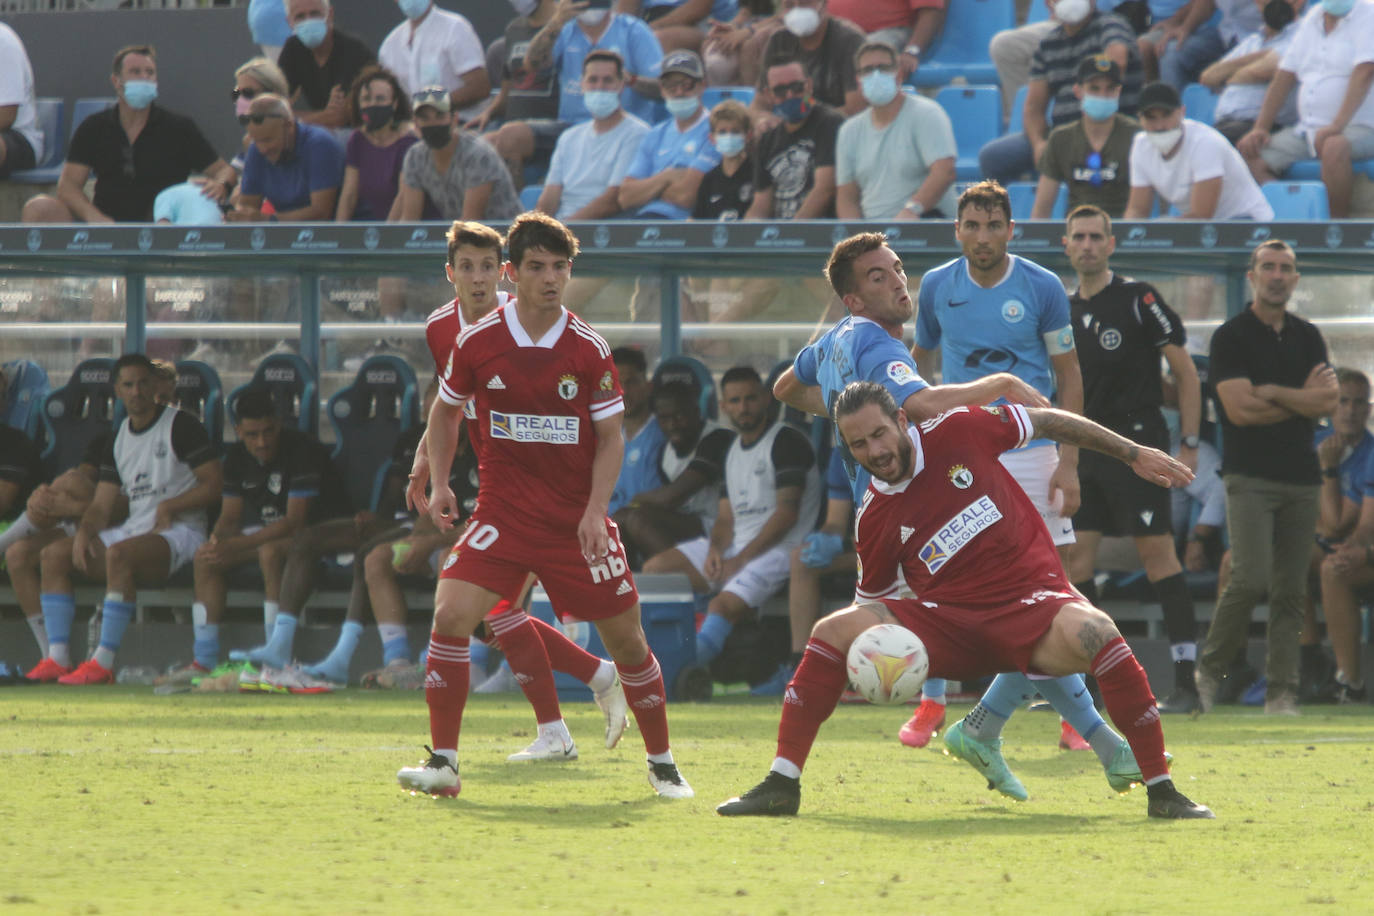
[963,255,1017,290]
[870,425,925,496]
[503,302,568,348]
[455,290,511,332]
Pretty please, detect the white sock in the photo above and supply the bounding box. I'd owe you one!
[263,600,280,639]
[434,748,457,766]
[539,719,573,746]
[769,757,802,779]
[589,659,616,693]
[27,614,49,657]
[49,642,71,668]
[0,512,39,553]
[647,750,675,766]
[191,602,208,627]
[93,646,116,669]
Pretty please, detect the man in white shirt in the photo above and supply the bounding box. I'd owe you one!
[0,22,42,177]
[378,0,490,120]
[1125,81,1274,219]
[1237,0,1374,218]
[1198,0,1302,144]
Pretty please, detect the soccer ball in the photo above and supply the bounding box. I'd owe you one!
[846,624,929,705]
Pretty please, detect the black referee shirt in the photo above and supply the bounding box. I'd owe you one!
[1071,273,1185,429]
[1209,305,1328,485]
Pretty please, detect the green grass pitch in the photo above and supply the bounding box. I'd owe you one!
[4,688,1373,914]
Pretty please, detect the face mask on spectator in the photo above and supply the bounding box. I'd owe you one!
[122,80,158,110]
[1081,94,1118,121]
[714,132,746,156]
[1263,0,1295,30]
[579,9,609,25]
[860,70,898,107]
[1054,0,1091,25]
[1320,0,1354,16]
[508,0,538,15]
[783,6,821,37]
[398,0,430,20]
[774,95,810,123]
[294,18,328,48]
[236,96,253,123]
[583,90,621,120]
[1146,126,1182,153]
[361,104,395,131]
[665,95,700,120]
[420,124,452,148]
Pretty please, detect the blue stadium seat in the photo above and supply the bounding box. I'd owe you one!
[1,358,51,440]
[1027,0,1051,23]
[326,354,419,512]
[909,0,1015,88]
[1181,83,1217,126]
[174,360,224,445]
[1261,181,1331,220]
[1285,158,1374,181]
[1007,180,1067,219]
[702,86,755,109]
[227,351,318,435]
[520,184,543,211]
[7,98,65,184]
[39,358,117,476]
[652,355,717,420]
[935,85,1004,180]
[70,97,116,136]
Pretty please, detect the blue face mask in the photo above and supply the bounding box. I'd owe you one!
[583,89,620,120]
[773,95,810,124]
[665,95,700,121]
[1081,94,1118,121]
[860,70,899,107]
[398,0,431,20]
[1321,0,1356,15]
[122,80,158,110]
[294,18,329,49]
[714,132,745,156]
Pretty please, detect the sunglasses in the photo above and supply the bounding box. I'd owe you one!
[412,89,449,107]
[242,113,285,125]
[856,64,896,77]
[770,80,807,98]
[231,87,262,101]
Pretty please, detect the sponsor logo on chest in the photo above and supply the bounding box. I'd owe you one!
[918,495,1003,574]
[490,411,580,444]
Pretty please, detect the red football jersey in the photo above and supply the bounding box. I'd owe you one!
[854,405,1068,608]
[439,303,623,537]
[425,292,512,455]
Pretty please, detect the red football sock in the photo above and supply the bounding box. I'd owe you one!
[617,652,670,756]
[1091,636,1169,782]
[487,609,562,725]
[529,615,602,684]
[425,632,469,752]
[775,638,848,771]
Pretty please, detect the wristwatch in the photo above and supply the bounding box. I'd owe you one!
[902,44,922,60]
[1181,435,1199,449]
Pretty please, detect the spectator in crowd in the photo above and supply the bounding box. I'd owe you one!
[523,0,665,127]
[1136,0,1259,88]
[159,387,347,685]
[537,50,651,220]
[1237,0,1374,219]
[619,0,741,53]
[693,99,756,219]
[609,347,668,517]
[828,0,945,80]
[0,22,41,178]
[835,42,956,219]
[703,0,783,86]
[1124,81,1273,219]
[278,0,375,130]
[335,66,418,221]
[22,45,237,224]
[619,380,734,566]
[229,93,346,222]
[989,3,1061,118]
[644,367,820,669]
[744,55,843,219]
[248,0,292,60]
[980,0,1143,184]
[619,50,720,219]
[469,0,564,185]
[26,354,221,686]
[231,57,291,176]
[1033,55,1140,218]
[752,0,867,128]
[1198,0,1302,144]
[1197,240,1337,716]
[1309,368,1374,704]
[154,182,226,225]
[378,0,490,120]
[395,87,522,222]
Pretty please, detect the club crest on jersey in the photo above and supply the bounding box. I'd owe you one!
[948,464,973,489]
[887,361,917,386]
[267,472,283,495]
[1001,300,1025,323]
[919,495,1003,574]
[1098,327,1122,350]
[599,370,614,392]
[154,442,168,459]
[557,374,579,400]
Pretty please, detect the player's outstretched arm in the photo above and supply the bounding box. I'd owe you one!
[406,426,431,514]
[581,413,626,561]
[425,394,465,531]
[904,373,1049,421]
[773,366,828,418]
[1025,407,1193,489]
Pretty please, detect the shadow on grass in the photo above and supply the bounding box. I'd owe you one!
[809,809,1119,837]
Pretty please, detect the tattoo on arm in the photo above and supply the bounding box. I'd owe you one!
[1029,408,1137,463]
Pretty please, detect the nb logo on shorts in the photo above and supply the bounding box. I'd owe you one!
[590,551,628,584]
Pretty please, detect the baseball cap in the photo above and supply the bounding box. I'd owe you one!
[661,49,705,81]
[412,86,451,114]
[1076,54,1122,86]
[1138,81,1182,114]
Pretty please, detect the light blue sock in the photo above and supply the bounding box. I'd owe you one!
[246,612,297,669]
[378,623,411,667]
[303,620,362,681]
[961,672,1034,740]
[694,613,734,666]
[922,677,948,702]
[92,596,135,669]
[40,592,76,661]
[1033,674,1120,766]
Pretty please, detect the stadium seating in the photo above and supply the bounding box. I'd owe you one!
[702,86,755,109]
[1007,85,1053,136]
[173,359,224,444]
[39,357,116,476]
[908,0,1015,88]
[1006,180,1067,219]
[326,354,419,513]
[7,98,64,185]
[1284,158,1374,181]
[70,97,116,135]
[652,354,717,420]
[227,351,318,435]
[1180,83,1217,127]
[1262,181,1331,220]
[935,85,1004,180]
[1,358,51,440]
[519,184,542,210]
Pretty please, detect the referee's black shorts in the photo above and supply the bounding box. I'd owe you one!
[1074,410,1173,537]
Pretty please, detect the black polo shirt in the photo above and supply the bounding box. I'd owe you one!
[67,103,219,221]
[0,424,45,521]
[1209,305,1328,485]
[278,29,376,111]
[222,427,349,527]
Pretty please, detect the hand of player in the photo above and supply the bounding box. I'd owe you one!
[406,451,431,514]
[196,535,223,566]
[191,176,227,204]
[800,531,844,569]
[429,486,459,532]
[1128,446,1194,489]
[1305,362,1337,391]
[1329,539,1365,574]
[72,530,95,575]
[26,483,54,516]
[1158,21,1189,55]
[577,506,609,561]
[997,374,1050,408]
[552,0,590,26]
[1317,433,1344,470]
[1237,128,1269,159]
[704,546,724,582]
[1048,462,1081,518]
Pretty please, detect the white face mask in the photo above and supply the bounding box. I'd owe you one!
[508,0,538,15]
[578,8,609,25]
[783,6,821,37]
[1147,126,1183,154]
[1055,0,1091,25]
